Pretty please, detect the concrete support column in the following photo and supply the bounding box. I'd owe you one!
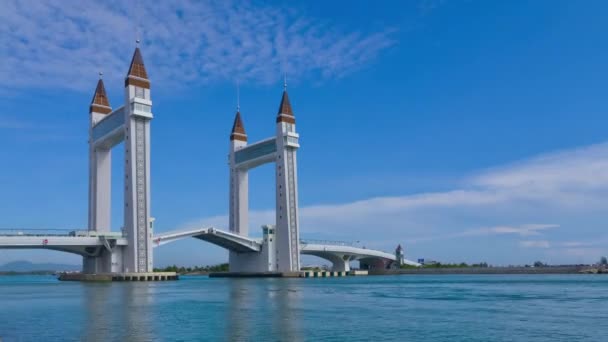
[88,148,111,232]
[275,125,301,272]
[229,167,248,237]
[323,254,351,272]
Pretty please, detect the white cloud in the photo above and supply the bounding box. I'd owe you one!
[463,224,559,237]
[470,142,608,207]
[519,240,551,249]
[0,0,395,92]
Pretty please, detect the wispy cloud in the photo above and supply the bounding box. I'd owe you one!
[519,240,551,249]
[463,224,559,237]
[1,0,395,92]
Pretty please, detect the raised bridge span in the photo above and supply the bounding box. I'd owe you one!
[152,227,421,272]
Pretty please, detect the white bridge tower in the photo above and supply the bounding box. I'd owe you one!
[228,85,301,273]
[85,46,154,274]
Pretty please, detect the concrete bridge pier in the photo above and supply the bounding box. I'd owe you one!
[305,252,356,272]
[83,245,125,274]
[324,254,358,272]
[228,225,277,272]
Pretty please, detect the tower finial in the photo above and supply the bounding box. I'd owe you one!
[135,0,141,48]
[283,72,287,91]
[99,71,103,79]
[236,79,240,112]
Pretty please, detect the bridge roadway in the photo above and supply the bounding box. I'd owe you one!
[0,228,421,272]
[0,234,128,257]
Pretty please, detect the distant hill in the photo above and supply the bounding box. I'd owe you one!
[0,260,80,272]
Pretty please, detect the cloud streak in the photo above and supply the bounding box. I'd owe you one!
[1,0,395,92]
[519,240,551,249]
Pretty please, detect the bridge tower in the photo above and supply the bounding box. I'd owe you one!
[274,86,301,272]
[228,109,250,269]
[84,45,154,274]
[395,244,404,267]
[85,77,115,273]
[123,47,154,273]
[229,110,248,236]
[226,83,301,273]
[88,77,113,234]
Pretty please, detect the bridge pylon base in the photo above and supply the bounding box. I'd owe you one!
[83,246,125,274]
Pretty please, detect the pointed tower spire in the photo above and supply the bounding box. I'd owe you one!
[276,89,295,124]
[125,46,150,88]
[90,75,112,114]
[230,111,247,141]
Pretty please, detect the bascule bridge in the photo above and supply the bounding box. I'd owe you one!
[0,45,419,276]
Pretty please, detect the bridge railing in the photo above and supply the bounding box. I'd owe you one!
[300,239,358,247]
[0,228,77,237]
[300,239,400,256]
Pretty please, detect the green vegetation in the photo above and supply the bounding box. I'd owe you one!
[153,263,229,274]
[301,266,324,271]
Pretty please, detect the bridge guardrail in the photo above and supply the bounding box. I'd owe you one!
[0,229,77,237]
[300,239,357,247]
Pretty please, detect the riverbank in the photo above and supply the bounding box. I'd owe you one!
[370,266,605,275]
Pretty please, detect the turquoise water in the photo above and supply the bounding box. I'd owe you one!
[0,274,607,341]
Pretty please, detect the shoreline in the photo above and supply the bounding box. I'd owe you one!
[371,266,605,275]
[2,266,605,277]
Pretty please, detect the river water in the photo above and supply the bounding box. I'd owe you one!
[0,274,607,341]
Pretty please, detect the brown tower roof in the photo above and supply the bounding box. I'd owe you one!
[230,111,247,141]
[125,47,150,88]
[276,90,295,124]
[89,79,112,114]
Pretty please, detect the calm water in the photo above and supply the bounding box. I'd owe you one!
[0,274,607,341]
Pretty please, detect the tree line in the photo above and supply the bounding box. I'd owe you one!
[154,263,229,274]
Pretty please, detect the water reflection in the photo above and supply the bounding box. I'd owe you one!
[80,277,303,341]
[225,278,302,341]
[226,279,251,341]
[82,282,156,341]
[268,279,302,342]
[121,283,156,342]
[83,283,112,342]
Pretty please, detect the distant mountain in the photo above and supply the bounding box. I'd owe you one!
[0,260,80,272]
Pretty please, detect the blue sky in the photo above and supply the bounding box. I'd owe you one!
[1,0,608,267]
